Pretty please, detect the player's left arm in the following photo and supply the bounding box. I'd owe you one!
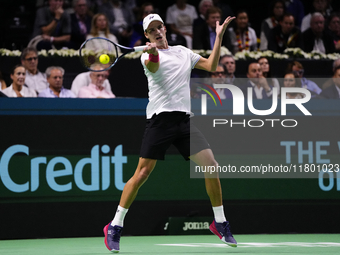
[195,16,235,72]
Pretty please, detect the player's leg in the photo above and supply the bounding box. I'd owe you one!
[190,148,237,247]
[119,157,157,209]
[104,157,157,253]
[190,148,222,206]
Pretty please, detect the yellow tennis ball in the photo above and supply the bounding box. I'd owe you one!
[99,54,110,64]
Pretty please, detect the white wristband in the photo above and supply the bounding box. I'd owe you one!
[50,36,54,42]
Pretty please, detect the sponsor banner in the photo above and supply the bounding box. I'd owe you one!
[0,99,339,202]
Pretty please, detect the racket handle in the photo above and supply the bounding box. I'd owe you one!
[134,45,147,52]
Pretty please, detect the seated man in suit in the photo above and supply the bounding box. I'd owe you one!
[219,54,242,86]
[193,7,232,51]
[286,60,322,96]
[302,12,335,54]
[239,62,273,99]
[193,0,213,28]
[210,64,233,99]
[319,66,340,99]
[268,13,303,53]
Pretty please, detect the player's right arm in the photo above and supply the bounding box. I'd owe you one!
[143,42,160,73]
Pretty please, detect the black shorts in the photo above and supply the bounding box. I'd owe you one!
[139,111,210,160]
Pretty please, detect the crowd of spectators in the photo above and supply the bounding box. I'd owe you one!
[9,0,338,53]
[1,0,340,99]
[194,55,340,99]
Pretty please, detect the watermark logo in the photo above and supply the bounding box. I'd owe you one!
[200,84,312,116]
[198,84,222,114]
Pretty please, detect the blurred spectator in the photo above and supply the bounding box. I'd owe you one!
[78,64,116,98]
[124,0,138,18]
[283,0,305,28]
[71,65,113,96]
[258,57,280,95]
[166,0,198,49]
[327,12,340,52]
[193,0,213,28]
[302,12,335,53]
[219,54,240,86]
[130,2,155,47]
[212,0,234,21]
[301,0,332,33]
[69,0,92,49]
[86,0,105,16]
[85,13,119,51]
[286,61,322,95]
[319,65,340,98]
[2,65,37,97]
[38,66,76,98]
[322,58,340,89]
[20,47,49,94]
[210,64,232,99]
[228,10,257,55]
[268,13,303,53]
[239,62,273,99]
[98,0,134,45]
[0,71,8,91]
[259,0,285,51]
[193,7,232,51]
[31,0,71,50]
[280,72,304,99]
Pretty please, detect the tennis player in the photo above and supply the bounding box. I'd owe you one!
[104,13,236,253]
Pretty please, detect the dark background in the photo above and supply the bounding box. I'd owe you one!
[1,0,340,50]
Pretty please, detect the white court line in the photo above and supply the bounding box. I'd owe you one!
[156,242,340,248]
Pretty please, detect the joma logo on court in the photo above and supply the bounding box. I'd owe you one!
[183,222,210,231]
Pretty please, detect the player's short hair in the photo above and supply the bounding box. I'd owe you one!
[45,66,65,78]
[20,47,38,61]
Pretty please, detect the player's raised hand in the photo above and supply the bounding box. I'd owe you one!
[144,42,158,56]
[216,16,235,38]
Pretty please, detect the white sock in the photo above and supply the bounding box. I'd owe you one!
[213,205,227,223]
[111,205,128,227]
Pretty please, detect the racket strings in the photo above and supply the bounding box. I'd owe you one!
[79,38,119,71]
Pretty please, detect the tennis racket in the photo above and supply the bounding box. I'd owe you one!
[79,37,147,72]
